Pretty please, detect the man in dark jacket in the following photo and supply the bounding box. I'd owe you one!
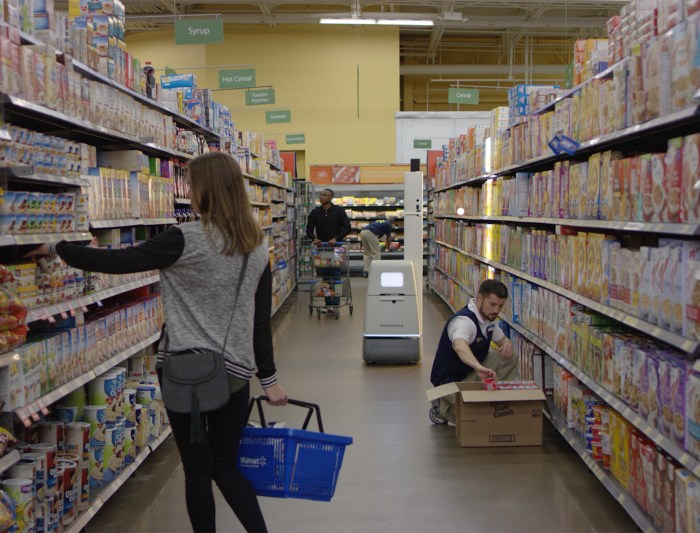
[306,189,351,246]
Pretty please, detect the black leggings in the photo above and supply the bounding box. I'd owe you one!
[167,383,267,533]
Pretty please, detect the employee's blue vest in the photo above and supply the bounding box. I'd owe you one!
[430,307,494,386]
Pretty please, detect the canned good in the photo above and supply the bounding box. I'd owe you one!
[20,453,45,500]
[44,494,57,533]
[29,444,57,495]
[77,466,90,512]
[2,478,34,532]
[88,376,117,423]
[88,447,104,488]
[82,405,106,448]
[65,423,90,466]
[56,460,77,526]
[39,422,65,452]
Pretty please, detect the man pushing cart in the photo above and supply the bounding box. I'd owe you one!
[306,188,353,318]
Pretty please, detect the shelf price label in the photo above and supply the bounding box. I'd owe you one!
[286,134,305,145]
[219,69,256,89]
[266,110,291,124]
[245,89,275,106]
[448,88,479,105]
[174,18,224,45]
[414,139,432,149]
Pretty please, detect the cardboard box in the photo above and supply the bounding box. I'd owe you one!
[426,382,545,447]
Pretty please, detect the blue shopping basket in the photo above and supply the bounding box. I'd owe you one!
[238,396,353,502]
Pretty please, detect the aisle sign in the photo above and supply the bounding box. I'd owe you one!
[286,134,305,145]
[266,110,291,124]
[175,18,224,45]
[414,139,432,149]
[246,89,275,106]
[219,69,256,89]
[448,88,479,105]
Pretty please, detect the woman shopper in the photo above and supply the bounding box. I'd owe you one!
[26,151,288,533]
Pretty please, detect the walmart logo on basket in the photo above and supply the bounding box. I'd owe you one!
[240,456,267,468]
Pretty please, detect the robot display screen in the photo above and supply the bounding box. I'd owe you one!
[380,272,404,288]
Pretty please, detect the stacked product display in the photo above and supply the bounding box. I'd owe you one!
[427,0,700,530]
[0,2,297,532]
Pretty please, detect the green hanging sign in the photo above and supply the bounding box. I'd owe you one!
[174,18,224,45]
[414,139,432,149]
[219,69,256,89]
[246,88,275,106]
[286,134,305,145]
[448,88,479,105]
[266,110,291,124]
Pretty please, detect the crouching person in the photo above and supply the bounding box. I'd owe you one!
[429,279,518,426]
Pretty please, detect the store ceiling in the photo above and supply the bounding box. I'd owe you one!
[97,1,624,61]
[55,1,626,109]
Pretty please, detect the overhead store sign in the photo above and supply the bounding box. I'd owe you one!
[286,134,305,144]
[175,18,224,45]
[246,89,276,106]
[414,139,432,149]
[219,69,256,89]
[266,110,291,124]
[448,88,479,105]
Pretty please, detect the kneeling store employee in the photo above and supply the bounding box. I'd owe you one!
[429,279,518,425]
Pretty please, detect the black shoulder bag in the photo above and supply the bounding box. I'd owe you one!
[160,254,249,443]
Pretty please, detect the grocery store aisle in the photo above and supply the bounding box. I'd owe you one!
[89,278,636,533]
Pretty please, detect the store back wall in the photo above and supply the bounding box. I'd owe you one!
[125,26,400,172]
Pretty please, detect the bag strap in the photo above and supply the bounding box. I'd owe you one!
[220,254,249,355]
[162,254,249,354]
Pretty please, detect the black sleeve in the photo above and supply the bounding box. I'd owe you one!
[306,209,317,240]
[335,208,351,241]
[56,226,185,274]
[253,263,277,386]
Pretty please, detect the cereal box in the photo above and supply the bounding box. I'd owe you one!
[613,62,628,132]
[661,246,681,330]
[663,455,679,533]
[630,346,648,413]
[671,358,691,447]
[630,53,646,126]
[638,246,653,320]
[610,410,631,490]
[631,155,645,222]
[675,469,699,533]
[638,435,657,513]
[688,373,700,461]
[686,261,700,340]
[658,354,675,438]
[645,152,666,222]
[683,134,700,222]
[665,138,685,222]
[672,20,694,112]
[601,239,620,306]
[647,353,662,429]
[587,153,601,220]
[643,34,672,121]
[690,0,700,18]
[599,151,614,220]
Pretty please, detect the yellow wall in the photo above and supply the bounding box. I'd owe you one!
[125,25,400,172]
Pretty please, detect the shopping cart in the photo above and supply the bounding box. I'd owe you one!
[309,243,353,319]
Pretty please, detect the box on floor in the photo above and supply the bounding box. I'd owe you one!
[426,382,546,447]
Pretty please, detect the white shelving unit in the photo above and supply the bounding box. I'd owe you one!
[427,54,700,528]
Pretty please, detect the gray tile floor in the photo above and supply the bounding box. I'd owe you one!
[88,278,636,532]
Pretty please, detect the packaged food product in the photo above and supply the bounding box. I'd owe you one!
[686,372,700,459]
[683,134,700,222]
[647,353,661,429]
[665,138,684,222]
[672,20,694,112]
[674,469,699,533]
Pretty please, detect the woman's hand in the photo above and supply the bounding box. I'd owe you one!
[263,383,288,406]
[23,243,53,259]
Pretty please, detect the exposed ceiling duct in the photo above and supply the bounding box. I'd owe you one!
[400,64,565,76]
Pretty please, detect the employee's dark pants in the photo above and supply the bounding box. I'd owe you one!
[167,383,267,533]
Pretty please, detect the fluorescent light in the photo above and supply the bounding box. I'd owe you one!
[377,19,434,26]
[319,17,434,26]
[319,17,376,25]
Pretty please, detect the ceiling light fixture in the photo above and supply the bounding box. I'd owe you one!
[319,17,433,26]
[319,17,376,25]
[377,19,434,26]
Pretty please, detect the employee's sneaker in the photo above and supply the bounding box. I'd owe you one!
[362,271,369,278]
[429,400,447,425]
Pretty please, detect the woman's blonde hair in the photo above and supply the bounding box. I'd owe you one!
[188,152,264,256]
